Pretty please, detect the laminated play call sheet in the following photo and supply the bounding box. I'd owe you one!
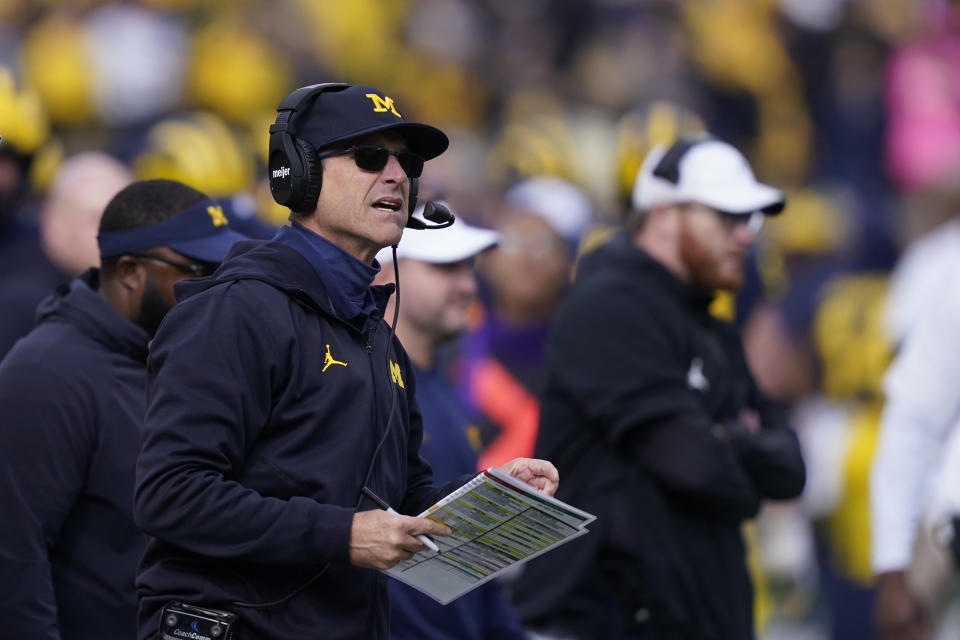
[384,466,596,604]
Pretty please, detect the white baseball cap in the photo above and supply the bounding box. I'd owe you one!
[504,176,593,244]
[632,137,785,216]
[377,203,499,265]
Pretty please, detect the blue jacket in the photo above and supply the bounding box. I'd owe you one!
[134,239,466,639]
[0,270,150,639]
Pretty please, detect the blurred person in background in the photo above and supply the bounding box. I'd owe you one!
[456,175,592,469]
[0,179,244,639]
[871,8,960,637]
[0,66,65,358]
[512,136,805,640]
[40,153,133,279]
[132,83,558,639]
[0,68,47,217]
[130,110,279,240]
[733,188,856,637]
[797,266,893,640]
[0,151,133,358]
[374,205,527,640]
[870,189,960,640]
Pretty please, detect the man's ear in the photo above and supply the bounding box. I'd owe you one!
[642,204,680,240]
[113,255,147,293]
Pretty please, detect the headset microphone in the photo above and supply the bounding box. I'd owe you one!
[405,200,455,230]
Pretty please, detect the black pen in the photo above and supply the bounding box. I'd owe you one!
[362,487,440,552]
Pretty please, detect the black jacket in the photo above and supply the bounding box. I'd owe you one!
[134,240,466,639]
[0,270,150,639]
[513,234,805,640]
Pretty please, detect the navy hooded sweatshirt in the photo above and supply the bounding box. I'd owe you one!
[134,237,469,639]
[0,269,150,639]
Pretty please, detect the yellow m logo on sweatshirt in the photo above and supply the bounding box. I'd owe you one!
[389,360,405,388]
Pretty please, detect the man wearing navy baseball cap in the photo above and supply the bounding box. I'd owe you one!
[0,179,245,639]
[133,84,559,639]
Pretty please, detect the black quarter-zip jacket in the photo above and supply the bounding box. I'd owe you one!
[513,233,805,640]
[134,239,468,639]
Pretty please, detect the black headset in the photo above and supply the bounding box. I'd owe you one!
[268,82,454,229]
[651,135,711,184]
[268,83,349,214]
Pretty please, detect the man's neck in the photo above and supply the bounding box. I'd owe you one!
[294,215,377,265]
[634,227,689,282]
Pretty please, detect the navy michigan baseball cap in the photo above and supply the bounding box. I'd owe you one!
[296,85,449,160]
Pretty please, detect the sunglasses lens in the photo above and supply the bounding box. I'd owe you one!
[352,146,424,178]
[397,152,423,178]
[353,146,389,172]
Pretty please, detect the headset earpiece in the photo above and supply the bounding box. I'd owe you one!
[267,122,301,209]
[268,82,350,212]
[292,138,322,213]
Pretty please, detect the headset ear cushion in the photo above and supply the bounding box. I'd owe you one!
[292,138,322,214]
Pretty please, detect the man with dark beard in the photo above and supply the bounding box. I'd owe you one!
[0,179,246,639]
[513,136,806,640]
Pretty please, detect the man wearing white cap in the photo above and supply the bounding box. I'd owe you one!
[374,206,526,640]
[512,136,806,640]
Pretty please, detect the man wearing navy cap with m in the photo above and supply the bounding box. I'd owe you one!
[0,179,246,639]
[133,84,558,639]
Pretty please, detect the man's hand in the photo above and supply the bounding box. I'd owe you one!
[873,571,930,640]
[349,510,452,570]
[496,458,560,496]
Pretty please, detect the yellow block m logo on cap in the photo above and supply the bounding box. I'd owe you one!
[365,93,401,118]
[389,360,405,388]
[207,204,228,227]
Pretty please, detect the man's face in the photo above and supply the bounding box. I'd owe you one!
[131,247,215,336]
[480,212,570,319]
[677,202,756,290]
[312,131,414,263]
[397,258,478,343]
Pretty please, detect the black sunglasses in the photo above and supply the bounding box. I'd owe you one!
[129,253,217,277]
[316,145,424,179]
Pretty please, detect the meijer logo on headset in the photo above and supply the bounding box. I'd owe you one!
[272,166,291,179]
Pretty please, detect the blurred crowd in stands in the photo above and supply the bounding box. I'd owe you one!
[3,0,960,638]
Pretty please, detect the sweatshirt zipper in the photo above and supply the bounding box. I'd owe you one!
[365,323,376,353]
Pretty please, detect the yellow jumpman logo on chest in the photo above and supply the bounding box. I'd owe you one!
[322,344,348,372]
